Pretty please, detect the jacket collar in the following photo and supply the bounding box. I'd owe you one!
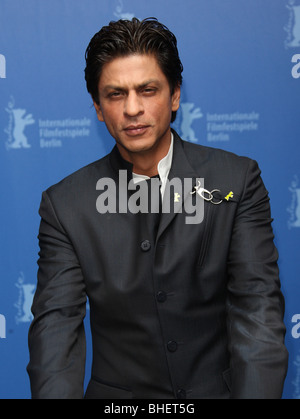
[109,144,133,182]
[109,129,198,181]
[108,129,200,239]
[157,129,200,238]
[169,129,199,179]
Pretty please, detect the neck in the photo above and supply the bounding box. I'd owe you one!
[117,129,172,177]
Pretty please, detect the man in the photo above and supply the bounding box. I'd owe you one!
[27,18,288,399]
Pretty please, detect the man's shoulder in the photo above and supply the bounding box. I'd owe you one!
[181,137,251,167]
[179,137,255,182]
[175,134,258,192]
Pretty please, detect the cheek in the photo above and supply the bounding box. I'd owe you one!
[102,105,122,128]
[146,97,173,121]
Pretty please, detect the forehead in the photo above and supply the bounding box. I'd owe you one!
[98,54,168,89]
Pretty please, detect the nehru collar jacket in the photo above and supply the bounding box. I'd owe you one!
[27,129,288,399]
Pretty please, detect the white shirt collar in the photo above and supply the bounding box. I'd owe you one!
[132,133,174,197]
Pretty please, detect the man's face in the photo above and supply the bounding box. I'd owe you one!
[94,54,180,160]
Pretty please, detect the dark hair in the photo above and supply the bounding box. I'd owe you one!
[85,17,183,122]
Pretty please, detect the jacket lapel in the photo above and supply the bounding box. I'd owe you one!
[108,130,202,239]
[157,130,200,239]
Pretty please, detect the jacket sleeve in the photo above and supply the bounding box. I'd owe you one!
[226,159,289,399]
[27,190,87,399]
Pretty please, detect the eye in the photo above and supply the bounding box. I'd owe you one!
[109,92,121,98]
[142,87,157,95]
[107,91,124,99]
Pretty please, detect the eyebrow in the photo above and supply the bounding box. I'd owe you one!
[103,79,162,92]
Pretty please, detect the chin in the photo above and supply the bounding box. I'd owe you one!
[120,138,156,154]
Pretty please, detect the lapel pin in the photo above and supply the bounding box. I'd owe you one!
[190,181,222,205]
[225,191,234,201]
[174,193,181,203]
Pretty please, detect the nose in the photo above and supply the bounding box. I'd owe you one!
[124,92,144,117]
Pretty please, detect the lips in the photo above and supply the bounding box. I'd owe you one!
[124,125,150,136]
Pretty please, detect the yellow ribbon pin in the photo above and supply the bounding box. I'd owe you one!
[225,191,234,201]
[174,193,181,203]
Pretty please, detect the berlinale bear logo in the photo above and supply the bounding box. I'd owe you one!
[287,175,300,228]
[4,96,35,150]
[172,102,203,144]
[15,272,35,324]
[114,0,136,20]
[285,0,300,48]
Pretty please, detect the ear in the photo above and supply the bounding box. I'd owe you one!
[93,100,104,122]
[171,84,181,112]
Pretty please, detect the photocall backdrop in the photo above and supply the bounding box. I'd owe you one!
[0,0,299,399]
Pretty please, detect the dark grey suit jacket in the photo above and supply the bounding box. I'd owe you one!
[27,130,288,399]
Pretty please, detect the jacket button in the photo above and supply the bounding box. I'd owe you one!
[141,240,151,252]
[177,389,187,399]
[167,341,178,352]
[157,291,167,303]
